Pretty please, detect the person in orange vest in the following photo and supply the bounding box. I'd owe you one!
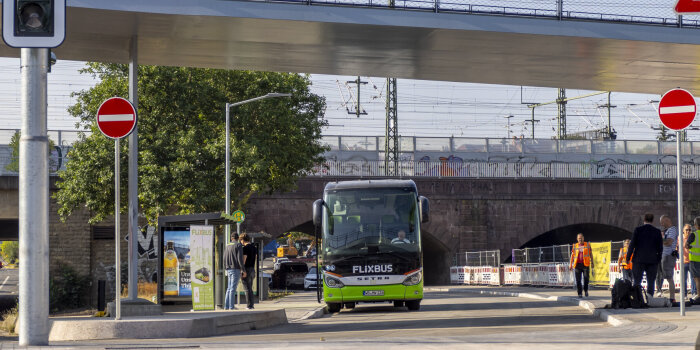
[618,239,633,282]
[570,233,594,298]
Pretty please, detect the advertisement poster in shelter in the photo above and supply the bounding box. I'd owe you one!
[162,227,192,298]
[590,242,611,286]
[190,225,214,310]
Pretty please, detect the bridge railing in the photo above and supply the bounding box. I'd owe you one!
[310,160,700,179]
[236,0,700,28]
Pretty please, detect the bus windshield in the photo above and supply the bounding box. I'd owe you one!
[323,188,420,258]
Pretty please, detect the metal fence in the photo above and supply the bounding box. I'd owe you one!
[234,0,700,28]
[454,250,500,267]
[310,160,700,179]
[511,241,624,264]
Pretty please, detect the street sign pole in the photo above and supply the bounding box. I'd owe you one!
[658,88,696,317]
[97,96,137,321]
[677,130,686,316]
[115,139,121,320]
[18,47,50,346]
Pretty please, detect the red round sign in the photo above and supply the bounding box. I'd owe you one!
[96,97,137,139]
[658,88,697,131]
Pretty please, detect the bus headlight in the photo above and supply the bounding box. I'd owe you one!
[402,270,422,286]
[325,275,344,288]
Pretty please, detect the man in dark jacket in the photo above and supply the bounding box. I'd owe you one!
[627,213,664,297]
[223,232,244,310]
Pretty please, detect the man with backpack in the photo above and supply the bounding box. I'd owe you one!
[627,213,663,298]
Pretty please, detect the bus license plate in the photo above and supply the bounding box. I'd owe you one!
[363,290,384,296]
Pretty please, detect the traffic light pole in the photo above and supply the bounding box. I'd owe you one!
[18,48,50,346]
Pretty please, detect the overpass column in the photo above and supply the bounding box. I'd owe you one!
[128,36,139,300]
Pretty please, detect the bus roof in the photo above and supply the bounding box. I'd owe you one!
[324,179,417,192]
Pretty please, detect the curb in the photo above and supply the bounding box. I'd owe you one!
[427,287,632,327]
[297,306,327,321]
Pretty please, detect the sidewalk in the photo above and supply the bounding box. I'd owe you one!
[48,291,326,341]
[427,285,700,344]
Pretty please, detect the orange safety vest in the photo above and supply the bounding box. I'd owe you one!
[617,246,633,270]
[570,242,592,269]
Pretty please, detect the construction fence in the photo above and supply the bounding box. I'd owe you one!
[451,241,693,291]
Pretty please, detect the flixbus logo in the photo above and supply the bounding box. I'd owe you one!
[352,264,393,274]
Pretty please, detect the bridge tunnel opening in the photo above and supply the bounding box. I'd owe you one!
[279,221,451,286]
[0,219,18,241]
[506,223,633,262]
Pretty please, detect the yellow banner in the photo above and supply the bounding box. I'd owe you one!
[590,242,611,285]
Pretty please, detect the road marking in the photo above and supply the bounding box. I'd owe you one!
[0,276,9,291]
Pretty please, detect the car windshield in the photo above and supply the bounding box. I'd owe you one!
[323,188,420,258]
[308,267,317,275]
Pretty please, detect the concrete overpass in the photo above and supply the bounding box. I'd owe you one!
[2,0,700,93]
[243,176,697,284]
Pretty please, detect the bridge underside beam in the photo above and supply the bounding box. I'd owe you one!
[1,0,700,93]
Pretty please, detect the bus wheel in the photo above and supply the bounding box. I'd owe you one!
[327,303,341,313]
[344,302,356,309]
[406,300,421,311]
[393,301,404,308]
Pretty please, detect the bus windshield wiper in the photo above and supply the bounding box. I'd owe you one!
[378,250,414,262]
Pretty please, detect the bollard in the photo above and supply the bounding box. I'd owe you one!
[97,280,106,312]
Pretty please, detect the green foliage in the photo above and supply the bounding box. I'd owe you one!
[4,131,57,173]
[0,241,18,264]
[657,125,674,141]
[55,63,327,224]
[49,263,91,312]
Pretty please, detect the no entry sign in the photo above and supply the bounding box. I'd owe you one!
[675,0,700,13]
[658,88,697,131]
[97,97,137,139]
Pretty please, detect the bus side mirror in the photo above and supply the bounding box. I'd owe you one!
[419,196,429,223]
[313,199,324,227]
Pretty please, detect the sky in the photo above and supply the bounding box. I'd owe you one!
[0,57,683,144]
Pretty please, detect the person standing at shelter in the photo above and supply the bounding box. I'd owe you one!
[659,215,679,302]
[223,232,244,310]
[570,233,593,298]
[627,213,663,297]
[681,224,697,298]
[618,239,633,282]
[685,217,700,304]
[240,233,258,310]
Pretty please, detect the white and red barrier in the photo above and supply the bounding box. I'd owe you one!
[450,266,501,285]
[608,261,693,292]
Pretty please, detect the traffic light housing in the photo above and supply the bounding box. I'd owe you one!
[2,0,65,48]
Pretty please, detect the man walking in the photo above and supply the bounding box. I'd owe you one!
[570,233,593,298]
[659,215,679,302]
[240,233,258,310]
[627,213,663,297]
[223,232,244,310]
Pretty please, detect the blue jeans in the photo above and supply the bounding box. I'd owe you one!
[225,268,241,310]
[684,263,698,295]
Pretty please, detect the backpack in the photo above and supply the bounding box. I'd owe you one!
[611,278,632,309]
[629,284,648,309]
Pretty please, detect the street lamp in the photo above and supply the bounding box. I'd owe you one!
[225,93,291,239]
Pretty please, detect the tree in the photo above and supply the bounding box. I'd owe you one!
[4,131,57,173]
[55,63,327,224]
[0,241,19,264]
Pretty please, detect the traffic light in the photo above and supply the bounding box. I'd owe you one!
[2,0,65,48]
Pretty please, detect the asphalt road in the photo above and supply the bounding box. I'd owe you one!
[0,268,18,295]
[51,290,637,349]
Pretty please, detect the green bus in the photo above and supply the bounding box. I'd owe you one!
[312,179,429,312]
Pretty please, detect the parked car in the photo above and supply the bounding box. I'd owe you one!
[271,262,309,289]
[273,257,290,271]
[304,267,319,290]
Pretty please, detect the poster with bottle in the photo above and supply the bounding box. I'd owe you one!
[162,227,192,297]
[190,225,214,311]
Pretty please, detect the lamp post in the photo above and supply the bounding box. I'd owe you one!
[225,93,291,239]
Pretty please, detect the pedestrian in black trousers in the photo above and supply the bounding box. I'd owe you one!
[627,213,663,297]
[240,233,258,309]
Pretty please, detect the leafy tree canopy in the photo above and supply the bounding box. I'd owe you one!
[55,63,327,224]
[0,241,18,264]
